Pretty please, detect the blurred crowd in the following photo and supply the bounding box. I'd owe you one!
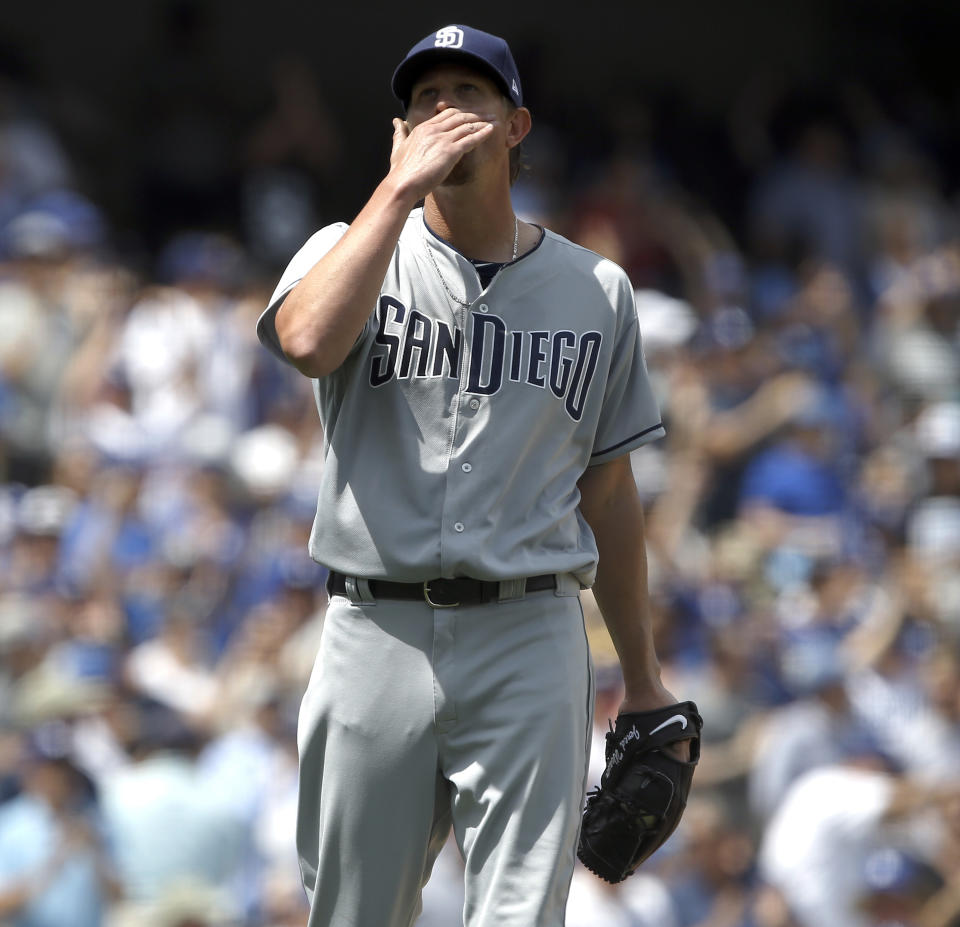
[2,25,960,927]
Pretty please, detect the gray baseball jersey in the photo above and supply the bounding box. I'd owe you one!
[257,207,664,585]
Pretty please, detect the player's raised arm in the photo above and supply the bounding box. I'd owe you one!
[274,109,496,378]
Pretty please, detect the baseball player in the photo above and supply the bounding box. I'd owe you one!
[257,24,689,927]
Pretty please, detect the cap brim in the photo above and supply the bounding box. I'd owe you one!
[391,49,513,109]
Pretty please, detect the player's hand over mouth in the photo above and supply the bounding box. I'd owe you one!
[388,108,496,201]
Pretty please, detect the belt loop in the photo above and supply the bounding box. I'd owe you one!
[553,573,579,597]
[497,577,526,602]
[356,578,376,604]
[344,576,377,605]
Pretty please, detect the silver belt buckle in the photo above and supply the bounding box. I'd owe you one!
[423,580,459,608]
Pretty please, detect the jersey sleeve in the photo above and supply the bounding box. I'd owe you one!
[256,222,350,364]
[589,272,665,465]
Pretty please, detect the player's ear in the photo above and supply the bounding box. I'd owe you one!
[505,106,532,151]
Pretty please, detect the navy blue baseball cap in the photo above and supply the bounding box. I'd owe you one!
[392,25,523,110]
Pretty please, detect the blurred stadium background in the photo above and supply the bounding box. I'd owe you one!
[1,2,959,925]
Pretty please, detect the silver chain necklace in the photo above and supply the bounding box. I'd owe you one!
[422,217,519,308]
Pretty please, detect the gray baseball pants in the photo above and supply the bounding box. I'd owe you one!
[295,575,594,927]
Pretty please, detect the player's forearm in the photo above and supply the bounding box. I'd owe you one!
[578,458,663,699]
[275,176,419,378]
[590,512,663,699]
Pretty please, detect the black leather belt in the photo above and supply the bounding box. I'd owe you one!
[327,571,556,608]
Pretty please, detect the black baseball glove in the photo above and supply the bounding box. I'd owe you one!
[577,700,703,883]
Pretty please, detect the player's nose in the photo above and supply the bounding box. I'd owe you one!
[434,91,457,114]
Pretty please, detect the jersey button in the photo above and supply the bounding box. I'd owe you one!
[454,522,465,533]
[468,398,480,410]
[478,304,489,312]
[461,462,472,472]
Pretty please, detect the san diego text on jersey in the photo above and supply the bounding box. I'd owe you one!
[369,295,603,421]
